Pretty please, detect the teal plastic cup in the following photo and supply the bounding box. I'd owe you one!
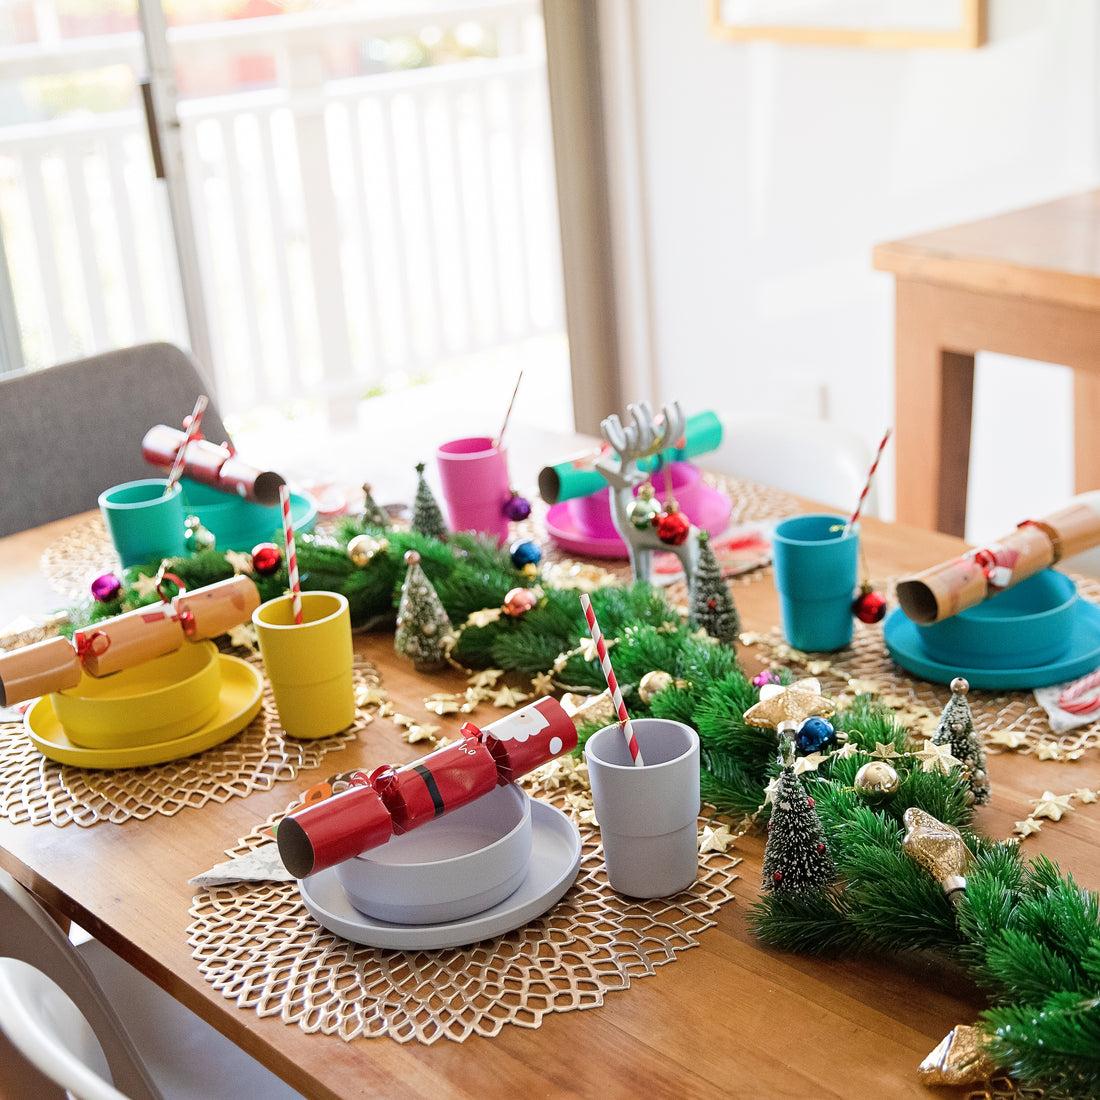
[98,479,188,569]
[771,513,859,652]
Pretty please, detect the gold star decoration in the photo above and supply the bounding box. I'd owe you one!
[913,739,962,775]
[1035,741,1063,761]
[988,729,1028,750]
[404,723,441,744]
[871,741,902,759]
[1075,787,1098,804]
[529,670,556,696]
[578,637,601,663]
[423,696,460,716]
[1030,791,1074,821]
[466,607,502,628]
[389,712,415,728]
[833,741,863,759]
[743,678,836,729]
[762,775,781,805]
[846,677,880,696]
[226,624,257,652]
[492,685,529,708]
[225,549,254,574]
[698,823,733,854]
[1014,818,1043,838]
[793,752,828,775]
[131,573,162,599]
[467,668,504,689]
[356,685,388,708]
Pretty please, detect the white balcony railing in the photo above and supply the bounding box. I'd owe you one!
[0,2,564,420]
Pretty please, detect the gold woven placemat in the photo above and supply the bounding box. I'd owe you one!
[187,793,741,1045]
[0,657,375,827]
[742,574,1100,760]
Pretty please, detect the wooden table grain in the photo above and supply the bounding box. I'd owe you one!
[1,508,1098,1099]
[874,189,1100,537]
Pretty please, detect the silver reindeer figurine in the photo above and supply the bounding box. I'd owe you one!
[597,400,699,587]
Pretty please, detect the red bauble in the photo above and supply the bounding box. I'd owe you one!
[251,542,282,576]
[852,588,887,624]
[655,509,690,546]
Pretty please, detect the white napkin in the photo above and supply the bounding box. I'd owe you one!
[189,843,296,887]
[1034,674,1100,734]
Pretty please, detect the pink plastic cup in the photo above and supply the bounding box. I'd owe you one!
[435,436,512,545]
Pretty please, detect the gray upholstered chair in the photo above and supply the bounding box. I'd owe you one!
[0,343,231,538]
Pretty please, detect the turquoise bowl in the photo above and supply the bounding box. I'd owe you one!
[915,569,1078,670]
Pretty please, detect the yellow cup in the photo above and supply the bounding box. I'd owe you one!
[252,591,355,739]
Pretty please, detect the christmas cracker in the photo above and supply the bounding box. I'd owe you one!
[537,410,723,504]
[896,502,1100,624]
[142,424,286,506]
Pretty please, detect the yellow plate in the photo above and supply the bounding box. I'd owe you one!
[24,655,263,769]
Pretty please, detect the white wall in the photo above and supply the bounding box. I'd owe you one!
[613,0,1099,541]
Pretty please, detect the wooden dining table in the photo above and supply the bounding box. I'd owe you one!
[1,477,1098,1099]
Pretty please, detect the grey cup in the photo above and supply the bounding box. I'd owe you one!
[585,718,700,898]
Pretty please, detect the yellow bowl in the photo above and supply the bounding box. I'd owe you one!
[51,641,222,749]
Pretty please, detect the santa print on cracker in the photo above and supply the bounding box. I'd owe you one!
[277,696,578,878]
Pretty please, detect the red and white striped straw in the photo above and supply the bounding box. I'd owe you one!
[280,483,302,624]
[164,394,208,496]
[844,427,892,536]
[1058,667,1100,714]
[579,593,644,766]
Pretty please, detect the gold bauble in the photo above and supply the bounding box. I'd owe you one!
[918,1025,995,1086]
[854,760,900,795]
[638,670,674,704]
[348,533,385,566]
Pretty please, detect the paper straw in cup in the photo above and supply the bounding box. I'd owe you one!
[280,483,302,624]
[164,395,207,496]
[579,593,643,766]
[844,427,891,537]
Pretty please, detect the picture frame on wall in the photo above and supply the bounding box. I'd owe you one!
[709,0,985,49]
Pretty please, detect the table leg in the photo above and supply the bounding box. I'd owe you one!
[893,282,975,536]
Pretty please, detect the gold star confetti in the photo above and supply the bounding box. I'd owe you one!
[793,752,828,775]
[1075,787,1098,804]
[529,671,555,696]
[131,573,162,599]
[356,685,388,707]
[1035,741,1063,761]
[424,696,460,716]
[492,685,529,708]
[1030,791,1074,821]
[578,637,600,662]
[576,808,598,826]
[846,678,880,696]
[377,701,396,718]
[390,712,415,728]
[698,823,733,854]
[467,668,504,689]
[988,729,1028,750]
[226,623,257,651]
[225,549,253,574]
[466,607,502,628]
[1014,818,1043,838]
[404,723,441,744]
[913,739,962,775]
[743,678,836,729]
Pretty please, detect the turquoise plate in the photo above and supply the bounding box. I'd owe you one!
[883,600,1100,689]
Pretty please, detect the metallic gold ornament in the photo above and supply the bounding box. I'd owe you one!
[743,677,836,730]
[638,669,674,704]
[918,1025,995,1086]
[854,760,900,795]
[348,533,386,566]
[184,514,216,553]
[902,806,971,902]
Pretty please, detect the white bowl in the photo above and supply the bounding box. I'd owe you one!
[334,783,533,924]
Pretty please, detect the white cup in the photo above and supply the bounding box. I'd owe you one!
[585,718,700,898]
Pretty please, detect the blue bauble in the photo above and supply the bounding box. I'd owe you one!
[509,538,542,568]
[796,716,836,753]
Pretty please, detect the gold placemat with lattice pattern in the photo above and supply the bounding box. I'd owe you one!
[0,657,376,827]
[187,793,741,1046]
[742,574,1100,760]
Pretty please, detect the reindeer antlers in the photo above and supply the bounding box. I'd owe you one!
[600,401,686,463]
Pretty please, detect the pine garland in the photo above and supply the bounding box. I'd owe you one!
[61,517,1100,1096]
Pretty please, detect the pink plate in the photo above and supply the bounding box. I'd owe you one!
[545,484,733,559]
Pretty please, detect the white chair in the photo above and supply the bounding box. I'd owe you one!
[0,868,304,1100]
[705,414,878,517]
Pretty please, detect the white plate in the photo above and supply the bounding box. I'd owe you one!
[298,798,582,950]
